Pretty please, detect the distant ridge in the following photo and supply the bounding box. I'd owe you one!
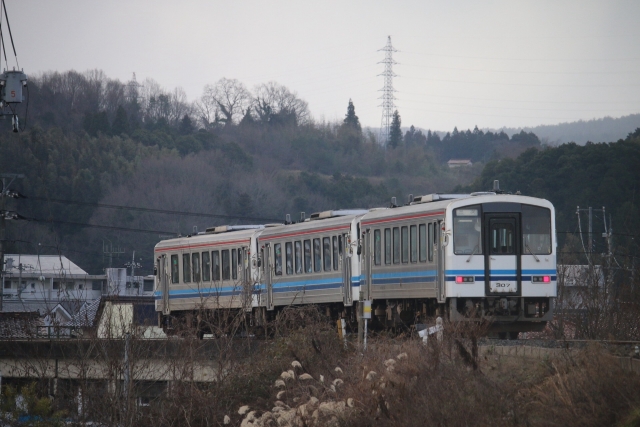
[493,114,640,145]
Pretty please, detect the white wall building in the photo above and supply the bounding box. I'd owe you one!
[1,254,105,314]
[1,255,154,315]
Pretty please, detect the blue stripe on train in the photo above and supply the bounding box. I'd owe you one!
[445,275,557,282]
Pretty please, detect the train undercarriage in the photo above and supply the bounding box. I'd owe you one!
[159,295,553,339]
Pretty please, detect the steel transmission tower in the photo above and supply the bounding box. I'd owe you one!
[378,36,398,146]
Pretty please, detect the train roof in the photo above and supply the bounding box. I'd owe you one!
[360,193,554,226]
[259,209,371,241]
[154,225,271,252]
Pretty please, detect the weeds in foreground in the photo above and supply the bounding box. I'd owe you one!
[3,308,640,427]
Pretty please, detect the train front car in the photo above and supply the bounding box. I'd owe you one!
[360,192,556,334]
[445,194,556,334]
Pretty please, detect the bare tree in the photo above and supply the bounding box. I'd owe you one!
[202,78,252,126]
[253,81,310,125]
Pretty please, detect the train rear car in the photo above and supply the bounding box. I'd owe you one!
[154,225,265,316]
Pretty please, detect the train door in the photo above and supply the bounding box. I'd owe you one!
[158,254,170,315]
[240,247,252,312]
[436,220,446,303]
[264,243,274,310]
[362,229,372,301]
[341,233,353,306]
[484,214,521,295]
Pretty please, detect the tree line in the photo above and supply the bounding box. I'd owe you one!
[458,128,640,263]
[1,70,488,274]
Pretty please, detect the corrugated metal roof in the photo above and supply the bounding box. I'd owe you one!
[3,254,88,276]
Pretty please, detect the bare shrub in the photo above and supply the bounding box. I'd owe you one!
[526,344,640,427]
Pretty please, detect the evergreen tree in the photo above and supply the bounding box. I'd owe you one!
[404,125,416,146]
[111,106,130,136]
[338,99,363,152]
[343,99,361,132]
[239,107,255,127]
[179,114,194,135]
[388,110,402,149]
[82,111,111,137]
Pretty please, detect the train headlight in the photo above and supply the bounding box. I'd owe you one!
[455,276,475,284]
[532,276,551,283]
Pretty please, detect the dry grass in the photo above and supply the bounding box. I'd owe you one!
[5,307,640,426]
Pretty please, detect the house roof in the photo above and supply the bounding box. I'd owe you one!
[3,254,88,276]
[68,298,102,328]
[0,312,44,339]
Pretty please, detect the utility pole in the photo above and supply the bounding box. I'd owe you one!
[124,250,142,293]
[576,206,606,257]
[378,36,398,147]
[103,239,125,269]
[0,173,24,311]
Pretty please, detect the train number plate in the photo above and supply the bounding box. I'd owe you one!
[490,281,517,292]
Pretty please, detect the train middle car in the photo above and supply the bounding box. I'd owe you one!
[154,192,557,334]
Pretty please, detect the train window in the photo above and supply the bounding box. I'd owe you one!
[202,252,211,281]
[222,250,230,280]
[182,254,191,283]
[274,244,282,276]
[171,255,179,284]
[285,242,293,275]
[453,206,483,255]
[323,237,332,272]
[313,238,322,272]
[232,249,238,280]
[338,235,343,256]
[212,251,220,281]
[384,228,391,265]
[490,222,515,255]
[401,226,409,263]
[374,229,382,265]
[410,225,418,263]
[333,236,339,270]
[295,241,303,274]
[393,227,401,264]
[522,205,552,255]
[192,253,201,283]
[304,240,312,273]
[419,224,427,262]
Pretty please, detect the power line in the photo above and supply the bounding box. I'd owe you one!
[557,231,638,239]
[402,50,640,63]
[400,62,638,76]
[10,239,104,258]
[25,216,176,235]
[403,74,640,88]
[25,196,281,223]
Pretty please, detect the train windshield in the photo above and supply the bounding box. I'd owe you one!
[453,206,482,255]
[522,205,552,255]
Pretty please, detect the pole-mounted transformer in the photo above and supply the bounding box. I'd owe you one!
[0,69,27,132]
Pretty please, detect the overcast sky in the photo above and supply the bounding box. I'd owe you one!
[6,0,640,131]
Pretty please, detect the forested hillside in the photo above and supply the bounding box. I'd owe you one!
[458,128,640,261]
[499,114,640,145]
[422,126,541,163]
[3,69,632,274]
[0,70,489,274]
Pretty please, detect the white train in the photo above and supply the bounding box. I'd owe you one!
[154,186,556,335]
